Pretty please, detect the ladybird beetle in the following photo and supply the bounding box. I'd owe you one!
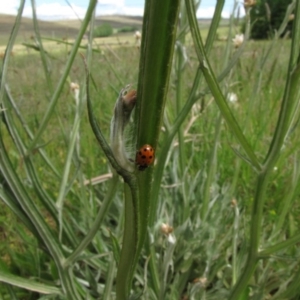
[136,144,155,171]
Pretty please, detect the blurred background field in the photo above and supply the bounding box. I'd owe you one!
[0,14,233,53]
[0,8,299,299]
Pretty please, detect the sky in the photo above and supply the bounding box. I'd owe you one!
[0,1,245,20]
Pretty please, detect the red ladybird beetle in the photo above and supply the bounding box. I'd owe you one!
[136,144,155,171]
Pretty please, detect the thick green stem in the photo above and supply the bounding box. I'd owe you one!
[134,1,180,298]
[116,184,139,299]
[150,0,230,224]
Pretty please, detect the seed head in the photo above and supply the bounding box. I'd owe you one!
[160,223,174,235]
[244,0,256,8]
[232,34,244,48]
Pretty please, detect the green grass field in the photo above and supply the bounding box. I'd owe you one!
[1,7,300,300]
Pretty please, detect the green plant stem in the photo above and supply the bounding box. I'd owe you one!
[229,171,270,299]
[56,96,83,241]
[204,0,225,53]
[2,87,78,297]
[2,92,77,247]
[175,43,186,174]
[0,136,79,298]
[30,0,53,91]
[147,239,160,294]
[41,37,103,54]
[272,260,300,299]
[185,0,261,172]
[84,55,141,299]
[259,232,300,257]
[116,184,139,299]
[0,270,62,296]
[30,0,69,148]
[232,203,240,286]
[229,1,300,297]
[136,0,180,145]
[264,0,300,169]
[175,4,188,175]
[5,85,61,178]
[150,0,226,225]
[158,238,176,300]
[150,69,202,225]
[103,194,123,298]
[103,253,116,298]
[64,176,119,266]
[28,0,98,152]
[274,154,300,233]
[0,0,25,106]
[134,1,180,298]
[264,63,300,169]
[201,113,222,220]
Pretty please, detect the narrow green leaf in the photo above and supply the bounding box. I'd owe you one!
[185,0,261,171]
[109,230,121,264]
[0,269,62,295]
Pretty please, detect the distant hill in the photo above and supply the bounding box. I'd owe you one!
[0,14,80,41]
[0,14,228,49]
[0,14,143,40]
[55,15,143,30]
